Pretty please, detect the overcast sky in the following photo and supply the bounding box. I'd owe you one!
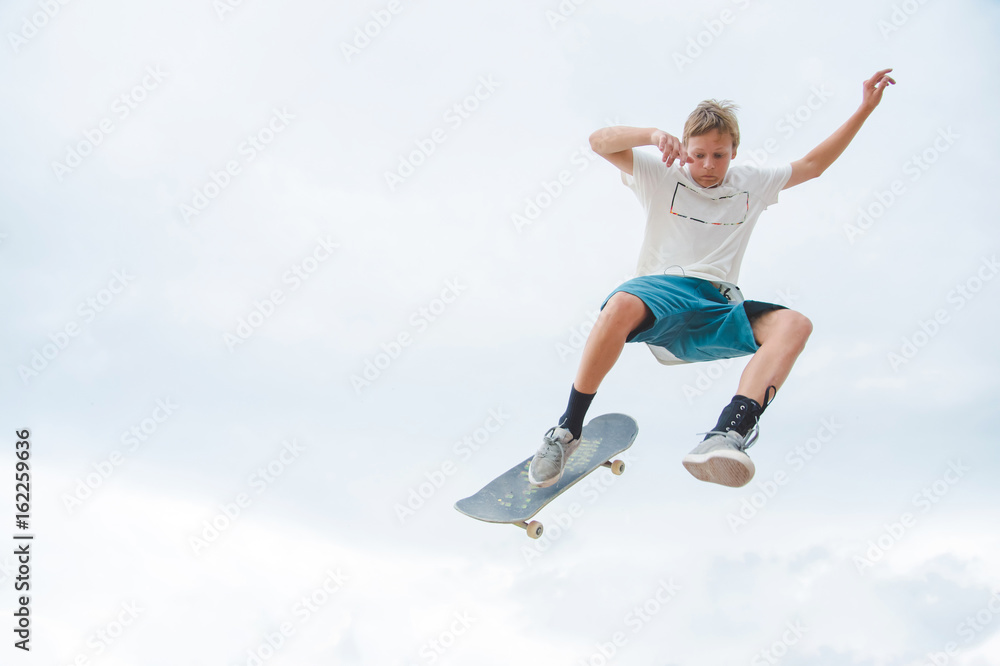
[2,0,999,664]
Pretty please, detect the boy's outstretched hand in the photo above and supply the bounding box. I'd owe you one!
[783,68,897,190]
[861,68,896,113]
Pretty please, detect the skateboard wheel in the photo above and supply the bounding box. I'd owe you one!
[610,459,625,475]
[526,521,543,539]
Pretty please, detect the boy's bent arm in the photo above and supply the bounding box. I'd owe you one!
[784,69,896,190]
[590,126,688,176]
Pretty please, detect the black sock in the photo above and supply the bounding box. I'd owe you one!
[705,394,763,439]
[558,385,595,440]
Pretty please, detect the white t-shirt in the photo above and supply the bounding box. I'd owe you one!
[621,147,792,284]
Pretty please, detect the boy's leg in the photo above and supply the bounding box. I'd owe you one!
[528,292,651,487]
[574,291,651,394]
[736,308,814,404]
[683,308,813,487]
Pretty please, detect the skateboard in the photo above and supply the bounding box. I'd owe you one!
[454,413,638,539]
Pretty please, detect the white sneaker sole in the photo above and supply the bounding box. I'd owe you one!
[682,449,755,488]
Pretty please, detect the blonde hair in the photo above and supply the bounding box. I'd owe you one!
[683,99,740,150]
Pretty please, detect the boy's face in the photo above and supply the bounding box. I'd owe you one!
[684,129,737,188]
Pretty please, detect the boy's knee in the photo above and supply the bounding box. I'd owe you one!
[794,311,813,338]
[753,308,812,346]
[600,292,650,332]
[784,310,813,345]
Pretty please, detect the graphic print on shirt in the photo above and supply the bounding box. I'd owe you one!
[669,182,750,226]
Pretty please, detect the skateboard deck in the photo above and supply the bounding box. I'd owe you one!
[454,413,638,538]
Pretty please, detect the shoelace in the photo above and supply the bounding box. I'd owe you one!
[536,428,566,461]
[698,423,759,451]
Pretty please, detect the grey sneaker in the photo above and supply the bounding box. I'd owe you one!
[682,426,758,488]
[528,427,580,488]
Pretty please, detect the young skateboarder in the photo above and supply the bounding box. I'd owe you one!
[529,69,895,489]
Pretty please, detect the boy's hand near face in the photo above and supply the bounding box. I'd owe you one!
[651,129,690,167]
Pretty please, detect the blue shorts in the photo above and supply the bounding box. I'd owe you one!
[601,275,785,363]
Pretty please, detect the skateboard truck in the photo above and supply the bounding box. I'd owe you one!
[513,456,626,540]
[516,520,544,539]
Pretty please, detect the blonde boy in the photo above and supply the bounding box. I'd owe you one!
[529,69,895,488]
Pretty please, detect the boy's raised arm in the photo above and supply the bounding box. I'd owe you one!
[590,126,689,176]
[784,68,896,190]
